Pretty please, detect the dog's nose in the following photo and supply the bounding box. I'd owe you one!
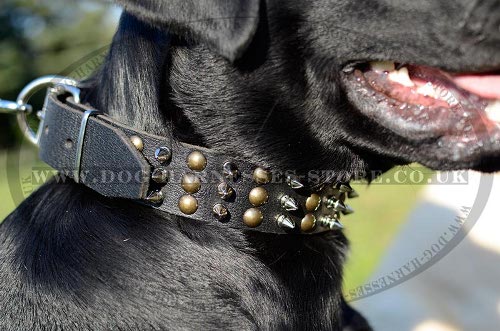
[462,0,500,42]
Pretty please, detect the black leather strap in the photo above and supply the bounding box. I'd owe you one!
[39,92,356,234]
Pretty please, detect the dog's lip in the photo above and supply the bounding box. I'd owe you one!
[340,62,500,164]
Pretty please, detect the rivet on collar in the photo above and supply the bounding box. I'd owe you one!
[243,208,263,228]
[187,151,207,171]
[248,187,269,207]
[300,214,316,232]
[179,195,198,215]
[130,135,144,152]
[253,167,271,185]
[181,173,201,193]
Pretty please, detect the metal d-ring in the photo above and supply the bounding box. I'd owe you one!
[14,75,79,145]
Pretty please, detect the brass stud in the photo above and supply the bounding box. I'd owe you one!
[248,187,269,207]
[130,135,144,152]
[243,208,263,228]
[181,173,201,193]
[223,162,240,181]
[213,203,229,222]
[155,147,172,164]
[145,190,164,204]
[253,167,271,185]
[151,167,169,184]
[217,182,235,200]
[178,195,198,215]
[187,151,207,171]
[301,214,316,232]
[305,193,321,212]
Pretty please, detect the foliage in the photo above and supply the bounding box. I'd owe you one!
[0,0,117,147]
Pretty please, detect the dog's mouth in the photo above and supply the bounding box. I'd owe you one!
[342,61,500,167]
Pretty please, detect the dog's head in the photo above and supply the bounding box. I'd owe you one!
[96,0,500,186]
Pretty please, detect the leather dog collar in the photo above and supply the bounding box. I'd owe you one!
[3,77,358,235]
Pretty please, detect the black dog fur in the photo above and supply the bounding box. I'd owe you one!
[1,0,500,329]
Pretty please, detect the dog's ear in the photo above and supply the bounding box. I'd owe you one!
[116,0,260,61]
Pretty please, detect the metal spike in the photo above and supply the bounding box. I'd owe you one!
[151,167,169,184]
[326,198,347,213]
[155,147,172,164]
[276,214,296,230]
[330,220,344,229]
[217,182,235,200]
[146,190,164,204]
[286,176,304,189]
[212,203,229,222]
[347,190,359,199]
[223,162,240,181]
[339,183,353,193]
[341,204,354,215]
[280,195,299,211]
[319,216,344,230]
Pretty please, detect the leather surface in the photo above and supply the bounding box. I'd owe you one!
[39,94,151,199]
[39,93,348,235]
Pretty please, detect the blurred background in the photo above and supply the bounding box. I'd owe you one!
[0,0,426,295]
[2,1,497,330]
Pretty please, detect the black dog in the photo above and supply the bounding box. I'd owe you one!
[2,0,500,330]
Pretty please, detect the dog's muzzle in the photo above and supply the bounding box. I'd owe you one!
[1,76,358,235]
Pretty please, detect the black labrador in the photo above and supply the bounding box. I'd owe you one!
[1,0,500,330]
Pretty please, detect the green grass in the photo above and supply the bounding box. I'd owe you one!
[0,151,17,220]
[343,167,433,294]
[0,149,431,293]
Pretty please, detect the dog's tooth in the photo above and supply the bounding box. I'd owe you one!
[416,82,436,98]
[388,67,415,87]
[485,100,500,122]
[370,61,395,73]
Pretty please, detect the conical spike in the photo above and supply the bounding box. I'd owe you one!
[276,214,296,230]
[280,195,299,211]
[339,183,353,193]
[325,197,346,211]
[330,220,344,229]
[146,190,164,204]
[325,197,335,209]
[286,176,304,189]
[341,204,354,215]
[347,190,359,199]
[151,167,169,184]
[332,199,347,213]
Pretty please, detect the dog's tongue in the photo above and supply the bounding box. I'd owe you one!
[453,75,500,100]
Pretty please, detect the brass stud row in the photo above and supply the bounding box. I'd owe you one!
[178,150,207,215]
